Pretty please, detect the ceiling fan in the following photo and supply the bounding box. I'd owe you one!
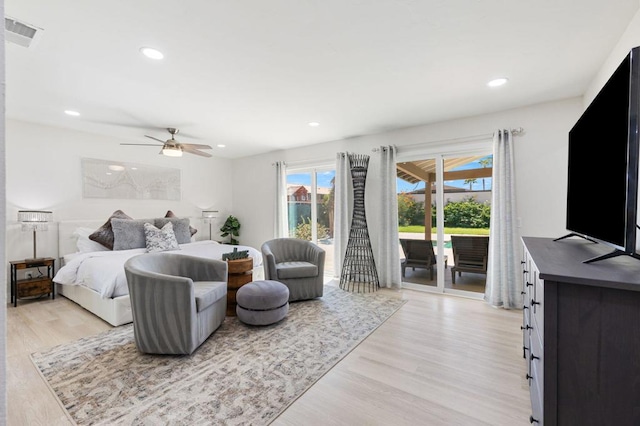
[120,128,213,157]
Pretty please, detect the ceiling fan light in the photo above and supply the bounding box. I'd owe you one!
[162,147,183,157]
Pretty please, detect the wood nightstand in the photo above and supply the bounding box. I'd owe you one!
[226,257,253,316]
[10,258,56,307]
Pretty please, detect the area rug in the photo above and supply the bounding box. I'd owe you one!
[30,285,406,425]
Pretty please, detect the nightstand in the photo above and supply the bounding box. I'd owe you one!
[10,258,56,307]
[226,257,253,316]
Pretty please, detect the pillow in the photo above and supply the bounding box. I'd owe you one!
[111,218,154,251]
[165,210,197,237]
[155,217,192,244]
[73,227,110,253]
[89,210,132,250]
[144,222,180,253]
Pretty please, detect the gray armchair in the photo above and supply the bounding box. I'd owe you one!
[124,253,228,355]
[261,238,325,301]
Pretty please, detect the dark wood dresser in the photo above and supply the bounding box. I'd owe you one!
[522,237,640,425]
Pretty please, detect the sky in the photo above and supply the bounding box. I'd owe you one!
[287,155,492,193]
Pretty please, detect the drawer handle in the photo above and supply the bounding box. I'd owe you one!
[521,260,526,264]
[530,353,540,361]
[522,269,529,274]
[530,415,539,423]
[521,325,533,330]
[523,305,529,310]
[521,291,526,295]
[526,281,533,287]
[525,374,533,380]
[531,299,540,306]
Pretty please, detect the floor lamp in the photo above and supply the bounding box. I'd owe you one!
[202,210,219,240]
[18,210,52,262]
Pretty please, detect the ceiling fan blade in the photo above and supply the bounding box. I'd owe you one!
[182,145,212,157]
[145,135,167,143]
[120,143,163,146]
[180,143,213,150]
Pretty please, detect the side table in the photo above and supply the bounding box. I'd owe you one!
[226,257,253,316]
[10,257,56,307]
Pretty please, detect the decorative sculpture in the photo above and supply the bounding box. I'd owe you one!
[340,154,380,292]
[222,247,249,261]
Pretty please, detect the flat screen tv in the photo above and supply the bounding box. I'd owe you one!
[557,46,640,263]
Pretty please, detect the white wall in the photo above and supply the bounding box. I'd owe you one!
[6,119,234,261]
[232,97,583,253]
[585,10,640,105]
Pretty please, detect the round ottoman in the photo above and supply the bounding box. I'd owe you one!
[236,280,289,326]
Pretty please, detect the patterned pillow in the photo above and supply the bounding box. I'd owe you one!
[144,222,180,253]
[165,210,197,237]
[89,210,132,250]
[154,217,191,244]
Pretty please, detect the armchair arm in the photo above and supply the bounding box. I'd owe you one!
[262,243,278,280]
[303,243,325,275]
[124,264,198,329]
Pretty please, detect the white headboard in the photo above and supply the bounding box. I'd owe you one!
[58,220,105,258]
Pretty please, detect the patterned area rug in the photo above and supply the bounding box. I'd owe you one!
[31,285,406,425]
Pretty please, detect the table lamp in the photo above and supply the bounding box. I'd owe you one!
[202,210,219,240]
[18,210,52,261]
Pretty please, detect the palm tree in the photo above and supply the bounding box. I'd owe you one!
[464,178,477,190]
[479,157,493,190]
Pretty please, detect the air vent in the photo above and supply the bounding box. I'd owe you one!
[5,16,43,48]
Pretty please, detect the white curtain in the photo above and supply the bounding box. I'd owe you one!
[374,146,402,289]
[333,153,350,278]
[485,130,522,309]
[274,161,288,238]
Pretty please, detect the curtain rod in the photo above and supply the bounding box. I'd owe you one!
[371,127,524,152]
[271,157,335,167]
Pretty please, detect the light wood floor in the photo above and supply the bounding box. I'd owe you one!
[7,283,531,426]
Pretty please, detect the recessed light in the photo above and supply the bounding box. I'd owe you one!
[64,110,80,116]
[216,144,226,148]
[487,78,508,87]
[308,122,320,127]
[106,172,112,176]
[131,167,137,170]
[140,47,164,60]
[108,165,125,171]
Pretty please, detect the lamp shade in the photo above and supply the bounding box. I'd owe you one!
[202,210,219,219]
[18,210,52,231]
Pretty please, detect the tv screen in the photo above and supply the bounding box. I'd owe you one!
[564,47,640,260]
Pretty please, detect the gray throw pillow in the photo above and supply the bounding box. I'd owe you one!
[112,218,154,250]
[155,217,191,244]
[89,210,132,250]
[165,210,197,236]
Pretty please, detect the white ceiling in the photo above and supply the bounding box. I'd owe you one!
[6,0,640,159]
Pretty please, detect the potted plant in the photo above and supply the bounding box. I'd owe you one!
[220,215,241,245]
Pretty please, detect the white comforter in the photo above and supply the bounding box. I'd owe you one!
[54,241,263,299]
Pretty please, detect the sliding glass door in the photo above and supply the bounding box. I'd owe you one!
[397,149,492,298]
[286,167,335,276]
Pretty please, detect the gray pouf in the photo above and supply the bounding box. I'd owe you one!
[236,280,289,326]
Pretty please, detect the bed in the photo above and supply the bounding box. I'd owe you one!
[54,220,263,326]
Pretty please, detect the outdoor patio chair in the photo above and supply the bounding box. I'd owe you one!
[450,235,489,284]
[399,238,448,280]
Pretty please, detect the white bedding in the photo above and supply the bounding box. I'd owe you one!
[54,240,263,298]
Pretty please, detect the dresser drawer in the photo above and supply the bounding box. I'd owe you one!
[17,278,52,298]
[532,271,544,340]
[530,326,544,395]
[530,366,544,425]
